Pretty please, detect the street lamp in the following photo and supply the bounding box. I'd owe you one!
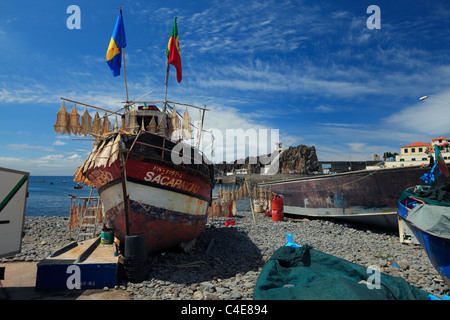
[419,95,450,104]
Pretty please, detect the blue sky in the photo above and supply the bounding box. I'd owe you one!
[2,0,450,175]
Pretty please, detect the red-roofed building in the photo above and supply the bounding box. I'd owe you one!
[400,142,432,155]
[384,137,450,168]
[431,137,450,149]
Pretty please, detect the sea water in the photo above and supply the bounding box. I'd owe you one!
[25,176,249,217]
[26,176,98,217]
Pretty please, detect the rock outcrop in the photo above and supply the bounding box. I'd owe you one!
[278,145,319,174]
[214,145,319,176]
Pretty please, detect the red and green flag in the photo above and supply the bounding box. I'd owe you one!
[166,17,182,83]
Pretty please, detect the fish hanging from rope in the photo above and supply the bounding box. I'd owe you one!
[54,102,69,135]
[80,109,92,136]
[69,105,81,135]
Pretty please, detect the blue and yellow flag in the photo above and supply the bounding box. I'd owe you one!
[106,9,127,77]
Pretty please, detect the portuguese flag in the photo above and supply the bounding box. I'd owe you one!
[167,17,182,83]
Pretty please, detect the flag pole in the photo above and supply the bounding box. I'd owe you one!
[164,60,170,112]
[123,47,129,104]
[120,6,129,107]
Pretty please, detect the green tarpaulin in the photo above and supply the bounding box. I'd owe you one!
[253,245,430,300]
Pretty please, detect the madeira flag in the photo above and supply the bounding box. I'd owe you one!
[106,9,127,77]
[435,144,449,177]
[167,17,182,83]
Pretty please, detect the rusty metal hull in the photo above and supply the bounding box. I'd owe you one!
[259,166,436,230]
[99,180,209,253]
[80,132,214,254]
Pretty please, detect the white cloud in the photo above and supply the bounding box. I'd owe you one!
[53,140,67,146]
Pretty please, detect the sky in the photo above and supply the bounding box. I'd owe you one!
[2,0,450,175]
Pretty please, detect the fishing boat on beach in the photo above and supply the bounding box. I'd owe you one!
[398,193,450,287]
[397,149,450,286]
[258,165,446,231]
[53,11,214,255]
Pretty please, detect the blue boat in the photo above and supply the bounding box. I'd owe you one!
[398,186,450,287]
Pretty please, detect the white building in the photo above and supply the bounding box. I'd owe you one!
[384,136,450,168]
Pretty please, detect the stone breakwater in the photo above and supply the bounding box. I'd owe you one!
[2,213,449,299]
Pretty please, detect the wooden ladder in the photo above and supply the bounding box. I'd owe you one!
[76,188,102,242]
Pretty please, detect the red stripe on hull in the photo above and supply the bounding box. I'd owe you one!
[85,158,211,200]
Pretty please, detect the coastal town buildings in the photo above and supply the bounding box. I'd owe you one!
[384,136,450,168]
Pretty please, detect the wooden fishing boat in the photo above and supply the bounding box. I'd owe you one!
[398,186,450,286]
[258,166,444,231]
[72,103,214,254]
[55,12,214,255]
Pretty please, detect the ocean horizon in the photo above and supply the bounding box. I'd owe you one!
[25,175,98,217]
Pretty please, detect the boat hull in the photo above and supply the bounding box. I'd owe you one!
[100,181,209,253]
[80,132,214,254]
[398,200,450,286]
[259,166,437,230]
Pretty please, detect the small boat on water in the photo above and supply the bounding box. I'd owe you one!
[398,185,450,287]
[258,165,447,231]
[74,184,83,189]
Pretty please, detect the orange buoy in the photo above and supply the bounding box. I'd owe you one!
[272,196,284,222]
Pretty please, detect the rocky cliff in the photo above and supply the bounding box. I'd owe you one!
[214,145,319,176]
[278,145,319,174]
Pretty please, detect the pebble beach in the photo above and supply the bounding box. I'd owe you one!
[2,210,449,300]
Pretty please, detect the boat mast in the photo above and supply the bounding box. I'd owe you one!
[164,60,170,112]
[120,6,130,108]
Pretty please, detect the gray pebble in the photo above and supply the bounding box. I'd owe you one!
[5,207,450,300]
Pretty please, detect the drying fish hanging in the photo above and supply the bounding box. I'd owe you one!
[68,201,79,231]
[157,116,166,135]
[80,109,92,136]
[197,109,203,147]
[127,107,139,133]
[147,116,157,133]
[69,105,81,135]
[182,108,192,139]
[91,111,102,135]
[112,117,118,132]
[218,185,223,199]
[54,102,69,135]
[170,105,181,138]
[101,113,111,135]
